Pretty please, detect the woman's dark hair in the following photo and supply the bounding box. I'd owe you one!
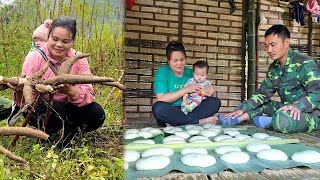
[48,16,77,40]
[265,24,290,41]
[193,61,209,74]
[166,42,186,60]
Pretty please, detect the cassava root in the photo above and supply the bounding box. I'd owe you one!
[0,145,26,163]
[0,127,49,140]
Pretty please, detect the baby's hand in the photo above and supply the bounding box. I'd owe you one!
[184,84,201,94]
[204,85,215,97]
[181,101,187,107]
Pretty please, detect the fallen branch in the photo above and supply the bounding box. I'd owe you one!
[100,82,126,91]
[29,170,46,179]
[0,127,49,140]
[10,94,43,147]
[105,70,125,103]
[42,94,53,133]
[0,145,26,163]
[5,83,15,91]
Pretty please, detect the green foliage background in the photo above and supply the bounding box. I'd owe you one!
[0,0,124,179]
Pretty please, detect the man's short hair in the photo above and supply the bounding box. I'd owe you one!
[265,24,290,41]
[166,42,186,60]
[193,61,209,74]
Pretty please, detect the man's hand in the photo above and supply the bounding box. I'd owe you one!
[225,110,244,119]
[279,105,301,120]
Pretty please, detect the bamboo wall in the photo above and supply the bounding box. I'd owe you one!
[124,0,320,120]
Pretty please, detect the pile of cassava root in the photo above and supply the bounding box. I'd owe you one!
[0,53,125,163]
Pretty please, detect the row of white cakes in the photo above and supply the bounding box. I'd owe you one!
[124,142,320,171]
[124,125,281,145]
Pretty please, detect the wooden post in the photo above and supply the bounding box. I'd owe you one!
[247,0,256,98]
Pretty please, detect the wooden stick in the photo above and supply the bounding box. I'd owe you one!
[42,94,53,133]
[5,83,15,90]
[10,94,43,147]
[100,82,126,91]
[29,170,46,179]
[104,70,125,103]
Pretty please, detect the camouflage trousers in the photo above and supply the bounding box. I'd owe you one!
[247,100,320,133]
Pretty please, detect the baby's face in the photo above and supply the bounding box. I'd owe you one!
[193,66,207,83]
[33,37,47,48]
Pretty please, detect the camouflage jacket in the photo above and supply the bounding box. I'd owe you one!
[239,49,320,113]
